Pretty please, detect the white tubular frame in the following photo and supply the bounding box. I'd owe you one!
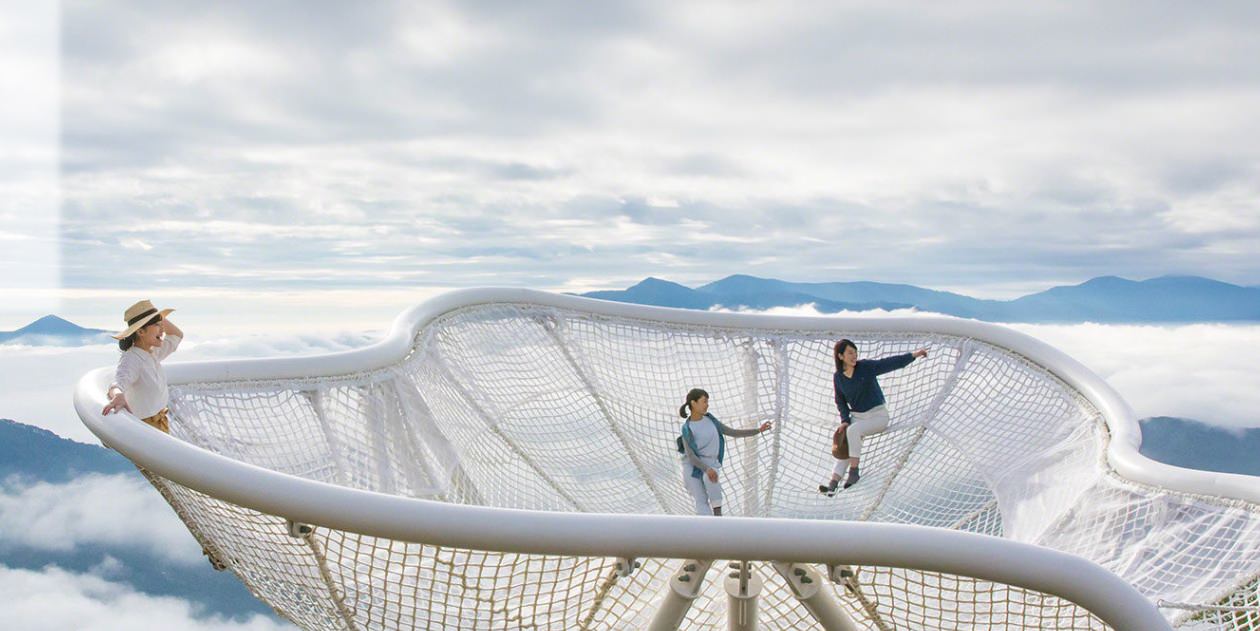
[77,287,1253,631]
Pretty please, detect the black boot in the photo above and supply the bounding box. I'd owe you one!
[843,467,861,489]
[818,479,839,497]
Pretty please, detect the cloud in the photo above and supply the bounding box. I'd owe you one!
[183,331,379,358]
[0,564,294,631]
[0,474,202,566]
[119,238,153,251]
[1006,321,1260,429]
[0,2,59,321]
[0,343,124,442]
[29,1,1260,295]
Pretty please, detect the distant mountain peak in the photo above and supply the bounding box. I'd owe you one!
[633,276,689,289]
[23,314,84,331]
[0,314,112,345]
[1078,275,1133,286]
[717,273,769,282]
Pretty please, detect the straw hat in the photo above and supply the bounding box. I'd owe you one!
[113,300,174,340]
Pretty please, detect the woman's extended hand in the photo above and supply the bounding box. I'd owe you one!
[913,348,929,359]
[758,421,772,433]
[102,391,131,415]
[706,468,719,482]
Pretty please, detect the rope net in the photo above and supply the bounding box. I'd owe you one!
[140,302,1258,629]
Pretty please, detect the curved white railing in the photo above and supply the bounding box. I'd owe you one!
[74,287,1258,631]
[78,365,1166,630]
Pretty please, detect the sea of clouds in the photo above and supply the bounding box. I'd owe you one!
[0,473,298,629]
[0,564,292,631]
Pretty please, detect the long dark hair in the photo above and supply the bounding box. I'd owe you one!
[119,315,162,352]
[834,339,856,372]
[679,388,709,418]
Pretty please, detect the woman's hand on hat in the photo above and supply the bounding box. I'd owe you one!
[102,391,131,416]
[161,318,183,339]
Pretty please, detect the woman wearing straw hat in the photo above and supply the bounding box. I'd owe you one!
[100,300,226,571]
[101,300,183,432]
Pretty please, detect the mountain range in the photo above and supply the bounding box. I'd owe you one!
[0,315,112,346]
[582,274,1260,322]
[4,275,1259,348]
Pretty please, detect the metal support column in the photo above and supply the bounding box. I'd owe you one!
[772,562,859,631]
[648,559,714,631]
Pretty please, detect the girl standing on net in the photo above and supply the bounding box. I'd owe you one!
[820,340,928,495]
[677,388,772,516]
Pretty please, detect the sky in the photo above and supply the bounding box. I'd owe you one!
[3,3,1260,628]
[5,1,1260,331]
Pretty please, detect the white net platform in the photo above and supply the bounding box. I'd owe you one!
[80,293,1260,630]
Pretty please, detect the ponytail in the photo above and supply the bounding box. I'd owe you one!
[679,388,709,418]
[834,339,856,372]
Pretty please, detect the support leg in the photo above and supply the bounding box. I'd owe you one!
[648,559,714,631]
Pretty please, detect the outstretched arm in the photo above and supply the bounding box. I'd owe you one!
[716,419,772,438]
[868,349,927,376]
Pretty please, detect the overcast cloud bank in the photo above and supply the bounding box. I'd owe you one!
[0,564,293,631]
[45,1,1260,300]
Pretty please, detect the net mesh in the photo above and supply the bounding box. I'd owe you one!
[135,302,1260,629]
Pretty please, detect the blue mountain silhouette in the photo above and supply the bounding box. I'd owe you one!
[584,277,912,313]
[584,274,1260,322]
[0,315,113,346]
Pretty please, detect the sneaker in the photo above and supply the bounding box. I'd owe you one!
[818,480,839,497]
[843,469,861,489]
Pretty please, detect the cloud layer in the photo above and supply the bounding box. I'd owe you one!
[1006,321,1260,429]
[0,474,202,566]
[47,1,1260,296]
[0,564,293,631]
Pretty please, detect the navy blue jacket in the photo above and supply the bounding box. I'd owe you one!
[834,353,916,422]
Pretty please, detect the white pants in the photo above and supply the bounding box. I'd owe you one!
[681,463,723,515]
[832,405,890,475]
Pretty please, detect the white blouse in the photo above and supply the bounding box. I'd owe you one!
[111,335,182,419]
